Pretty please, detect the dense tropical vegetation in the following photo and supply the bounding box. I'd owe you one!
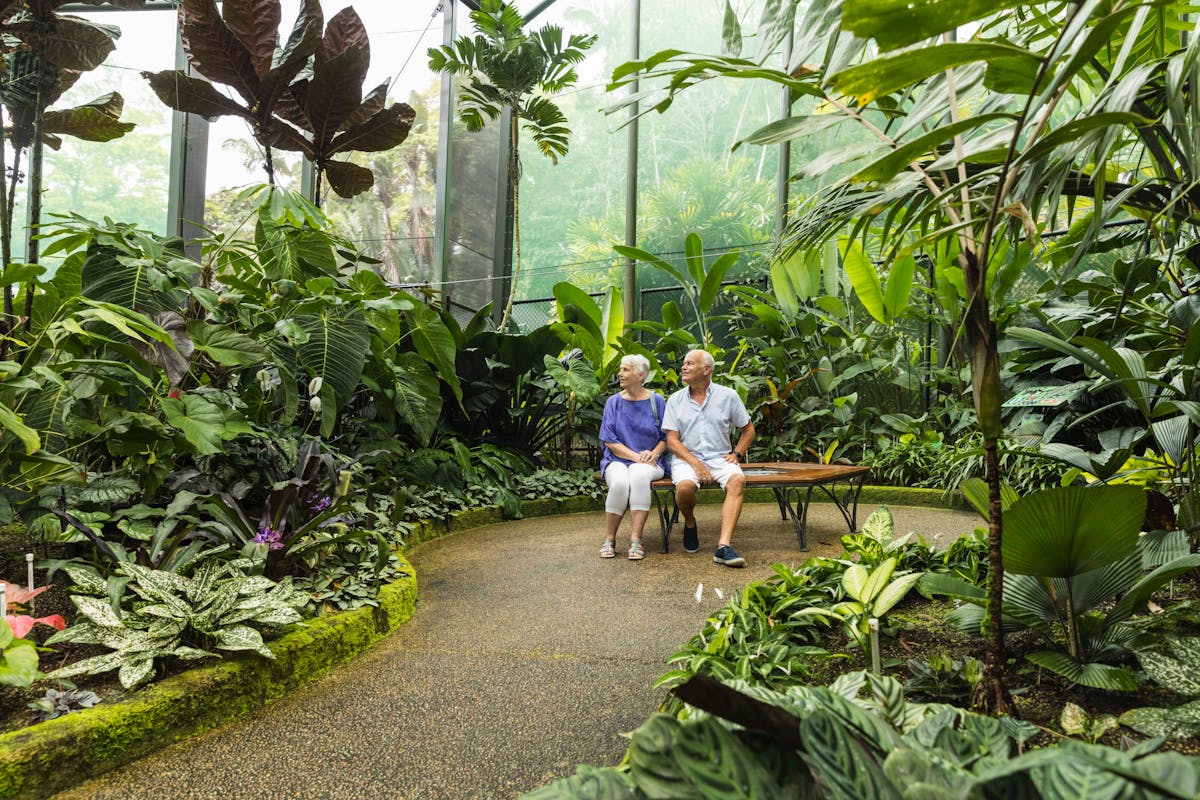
[0,0,1196,795]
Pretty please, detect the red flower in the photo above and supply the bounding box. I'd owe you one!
[167,389,181,399]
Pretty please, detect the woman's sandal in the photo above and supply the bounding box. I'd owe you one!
[600,539,616,558]
[628,539,645,560]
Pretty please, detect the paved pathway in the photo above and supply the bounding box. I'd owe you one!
[52,502,978,800]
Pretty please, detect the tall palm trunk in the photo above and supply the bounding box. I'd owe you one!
[497,105,521,333]
[963,248,1012,715]
[22,78,44,334]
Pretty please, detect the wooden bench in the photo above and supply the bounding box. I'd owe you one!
[648,462,870,553]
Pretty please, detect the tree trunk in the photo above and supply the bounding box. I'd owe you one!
[962,248,1013,716]
[0,101,11,359]
[497,107,521,333]
[22,81,45,334]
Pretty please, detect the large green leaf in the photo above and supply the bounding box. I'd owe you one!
[403,300,461,405]
[1025,650,1138,691]
[186,321,267,366]
[830,42,1039,103]
[841,238,885,323]
[295,307,370,410]
[161,393,252,455]
[80,245,183,314]
[1119,700,1200,739]
[1002,485,1145,578]
[1137,637,1200,697]
[840,0,1030,51]
[0,400,39,455]
[882,254,915,320]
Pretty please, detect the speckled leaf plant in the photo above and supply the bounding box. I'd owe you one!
[47,558,306,688]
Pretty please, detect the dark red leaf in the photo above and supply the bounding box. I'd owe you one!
[264,118,314,157]
[143,69,250,120]
[179,0,261,105]
[260,0,322,111]
[7,17,117,71]
[275,78,311,129]
[221,0,281,77]
[328,103,415,156]
[316,6,369,73]
[342,81,388,130]
[304,48,367,146]
[322,159,374,199]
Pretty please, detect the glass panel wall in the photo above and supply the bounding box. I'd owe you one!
[9,7,176,264]
[635,0,779,301]
[319,0,444,285]
[512,0,631,327]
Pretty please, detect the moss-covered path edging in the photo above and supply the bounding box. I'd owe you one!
[0,556,418,800]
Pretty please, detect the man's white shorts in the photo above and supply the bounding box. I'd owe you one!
[670,456,744,489]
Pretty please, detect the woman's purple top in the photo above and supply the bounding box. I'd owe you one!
[599,392,668,474]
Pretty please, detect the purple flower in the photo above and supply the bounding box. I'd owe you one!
[305,492,332,515]
[254,525,283,551]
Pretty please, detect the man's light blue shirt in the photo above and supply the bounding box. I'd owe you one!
[661,382,750,461]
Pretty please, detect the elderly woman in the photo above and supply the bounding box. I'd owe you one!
[598,354,668,560]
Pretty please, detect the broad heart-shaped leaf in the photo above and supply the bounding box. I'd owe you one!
[220,0,281,77]
[830,42,1039,104]
[142,70,250,121]
[321,159,374,198]
[179,0,262,103]
[42,92,135,142]
[840,238,885,323]
[295,306,370,410]
[327,103,415,155]
[0,638,41,687]
[161,393,248,455]
[1025,650,1138,691]
[1002,485,1145,579]
[841,0,1029,52]
[186,320,267,366]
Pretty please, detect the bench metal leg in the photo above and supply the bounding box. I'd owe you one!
[811,472,869,533]
[653,488,676,553]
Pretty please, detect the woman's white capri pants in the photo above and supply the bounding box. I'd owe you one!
[604,461,664,514]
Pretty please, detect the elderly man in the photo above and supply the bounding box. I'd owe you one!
[661,349,756,567]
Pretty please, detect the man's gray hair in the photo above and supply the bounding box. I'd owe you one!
[691,349,715,370]
[621,353,651,379]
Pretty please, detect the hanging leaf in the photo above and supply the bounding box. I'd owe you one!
[142,70,249,120]
[322,159,374,198]
[327,103,416,155]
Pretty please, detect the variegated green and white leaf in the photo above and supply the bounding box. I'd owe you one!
[843,564,870,601]
[215,625,273,657]
[1120,700,1200,740]
[861,506,894,542]
[1136,637,1200,697]
[71,594,123,628]
[48,650,126,679]
[874,572,922,617]
[62,564,107,595]
[117,656,158,689]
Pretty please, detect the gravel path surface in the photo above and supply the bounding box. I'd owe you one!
[52,502,978,800]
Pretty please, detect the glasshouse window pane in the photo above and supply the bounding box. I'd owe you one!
[320,1,444,286]
[637,0,778,270]
[511,0,631,327]
[9,7,176,256]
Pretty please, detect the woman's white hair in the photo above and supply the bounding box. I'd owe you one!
[620,353,651,380]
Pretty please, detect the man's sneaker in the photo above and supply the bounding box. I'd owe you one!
[682,525,700,553]
[713,545,746,567]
